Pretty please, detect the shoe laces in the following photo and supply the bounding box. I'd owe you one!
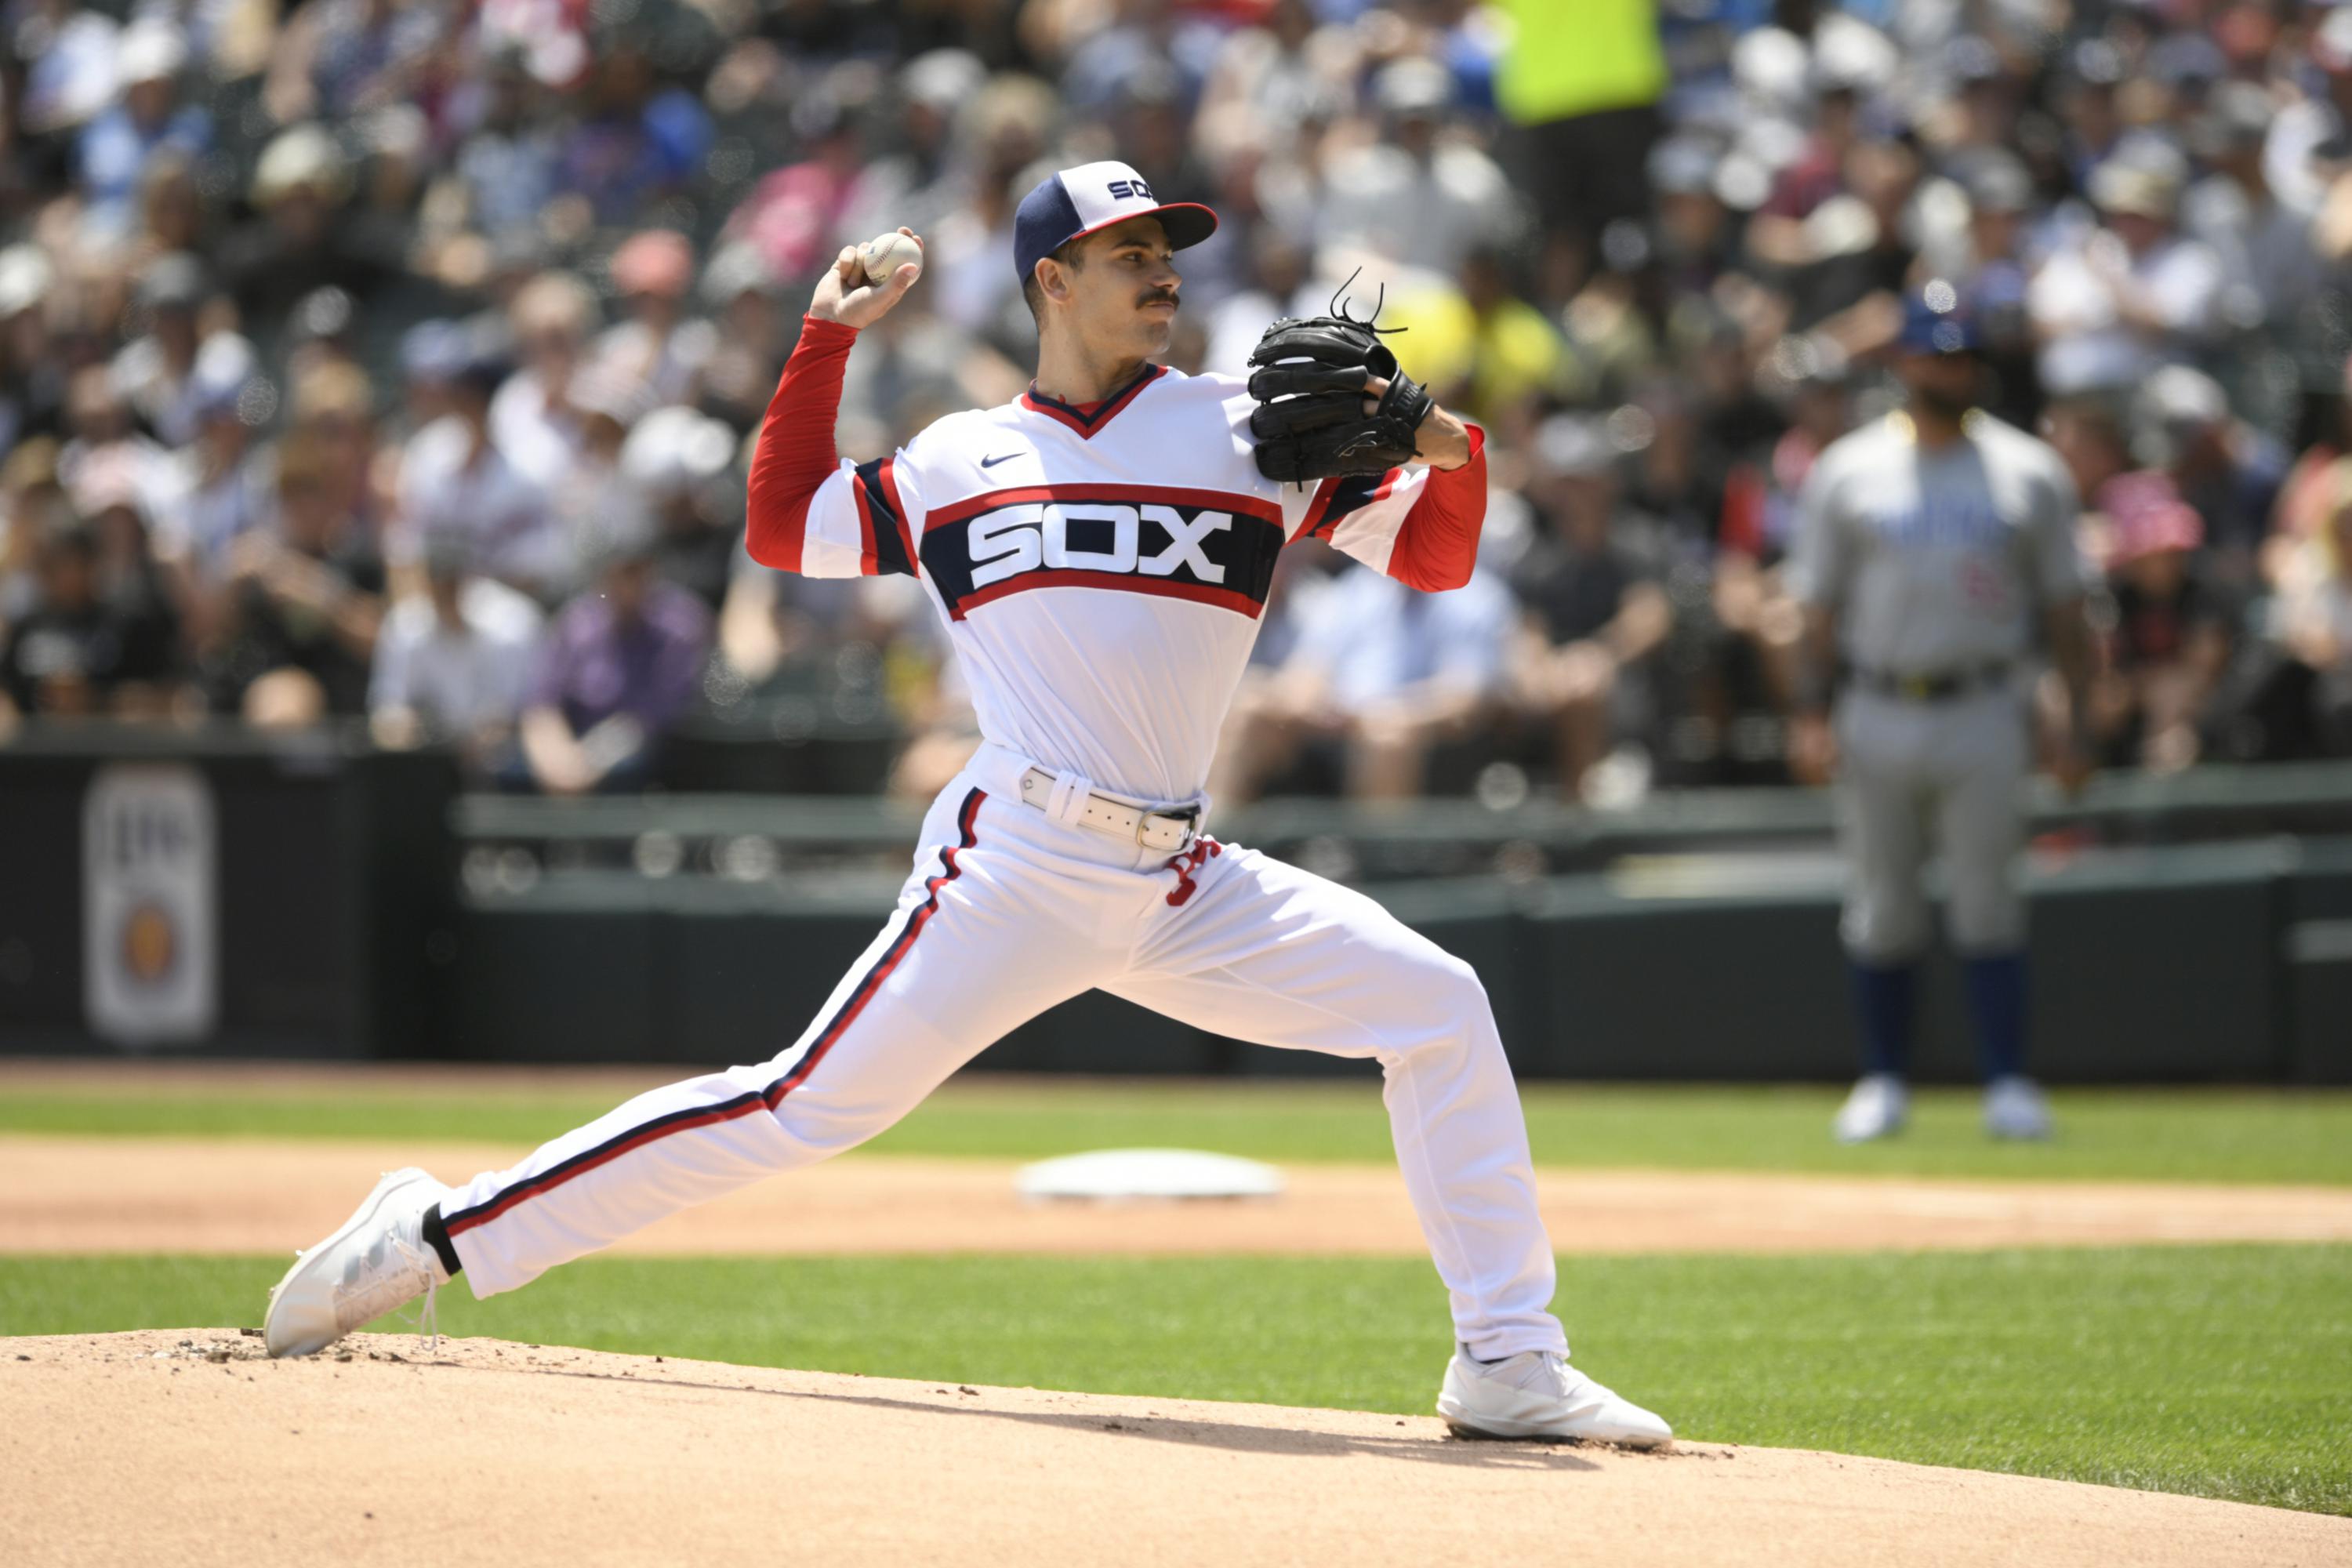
[395,1265,441,1356]
[336,1230,440,1340]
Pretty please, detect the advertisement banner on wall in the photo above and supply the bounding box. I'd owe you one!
[83,764,217,1047]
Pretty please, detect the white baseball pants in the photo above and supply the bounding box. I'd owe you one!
[1834,687,2031,960]
[441,742,1570,1361]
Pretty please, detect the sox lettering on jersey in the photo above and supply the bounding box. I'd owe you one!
[970,503,1229,586]
[920,485,1283,620]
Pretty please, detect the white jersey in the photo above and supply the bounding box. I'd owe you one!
[791,365,1455,802]
[1789,410,2088,675]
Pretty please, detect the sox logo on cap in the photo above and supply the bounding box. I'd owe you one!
[1011,159,1219,285]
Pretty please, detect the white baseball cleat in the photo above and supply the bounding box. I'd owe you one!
[264,1167,451,1358]
[1984,1075,2053,1140]
[1832,1073,1910,1143]
[1436,1347,1673,1448]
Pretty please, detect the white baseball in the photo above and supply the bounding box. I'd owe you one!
[859,230,921,286]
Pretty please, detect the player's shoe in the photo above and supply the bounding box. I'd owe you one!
[1984,1076,2053,1141]
[1436,1347,1672,1448]
[264,1167,451,1358]
[1832,1073,1909,1143]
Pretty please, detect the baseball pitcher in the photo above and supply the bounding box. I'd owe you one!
[263,163,1671,1447]
[1788,284,2096,1144]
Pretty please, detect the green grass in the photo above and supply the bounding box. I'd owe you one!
[5,1246,2347,1514]
[6,1077,2352,1185]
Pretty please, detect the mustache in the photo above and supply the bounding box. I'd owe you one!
[1138,289,1179,309]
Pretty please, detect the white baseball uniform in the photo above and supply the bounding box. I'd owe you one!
[1788,409,2088,959]
[437,318,1570,1361]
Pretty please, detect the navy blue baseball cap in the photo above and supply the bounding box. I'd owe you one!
[1896,280,1982,355]
[1011,160,1218,286]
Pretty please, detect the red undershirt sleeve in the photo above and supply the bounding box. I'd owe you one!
[744,314,859,573]
[1383,424,1489,592]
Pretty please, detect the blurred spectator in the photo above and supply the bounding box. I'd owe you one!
[0,437,67,632]
[75,20,210,241]
[1320,60,1518,278]
[516,524,712,795]
[2132,367,2287,585]
[489,272,598,489]
[265,0,448,125]
[1195,0,1354,173]
[152,371,272,597]
[553,34,712,227]
[16,0,123,137]
[1506,416,1672,800]
[111,255,257,448]
[546,371,652,564]
[726,90,873,287]
[1493,0,1665,241]
[0,245,64,452]
[920,76,1055,342]
[590,229,714,405]
[2184,81,2322,343]
[1451,244,1581,423]
[397,335,564,596]
[2028,154,2223,397]
[59,365,179,524]
[2270,468,2352,756]
[840,49,989,247]
[0,518,180,720]
[2043,396,2132,513]
[1925,158,2040,429]
[219,125,398,355]
[445,53,564,250]
[695,243,795,432]
[621,405,740,609]
[286,361,390,545]
[2087,472,2234,772]
[204,428,385,725]
[368,530,544,771]
[1218,548,1509,803]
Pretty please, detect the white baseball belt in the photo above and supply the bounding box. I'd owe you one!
[1017,766,1199,853]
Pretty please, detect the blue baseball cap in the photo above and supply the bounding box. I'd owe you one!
[1896,281,1982,355]
[1011,160,1218,286]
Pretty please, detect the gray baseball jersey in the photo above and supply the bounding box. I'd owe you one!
[1788,411,2088,961]
[1788,411,2088,673]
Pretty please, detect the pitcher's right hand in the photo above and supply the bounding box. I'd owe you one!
[809,228,924,329]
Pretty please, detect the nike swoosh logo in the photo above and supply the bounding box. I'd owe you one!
[980,452,1018,468]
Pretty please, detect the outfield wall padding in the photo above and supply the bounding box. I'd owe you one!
[436,840,2339,1083]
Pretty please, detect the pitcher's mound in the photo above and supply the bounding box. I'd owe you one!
[2,1330,2339,1567]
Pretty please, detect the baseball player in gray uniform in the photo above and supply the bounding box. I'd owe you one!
[1788,284,2096,1143]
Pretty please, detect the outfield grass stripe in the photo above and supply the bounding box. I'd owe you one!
[4,1073,2350,1185]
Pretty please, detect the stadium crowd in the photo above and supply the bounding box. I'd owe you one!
[2,0,2351,803]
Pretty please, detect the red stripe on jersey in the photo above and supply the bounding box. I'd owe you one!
[927,484,1283,532]
[949,570,1266,622]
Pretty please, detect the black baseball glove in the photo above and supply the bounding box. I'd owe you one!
[1246,314,1433,484]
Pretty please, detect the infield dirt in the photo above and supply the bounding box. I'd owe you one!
[4,1329,2343,1567]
